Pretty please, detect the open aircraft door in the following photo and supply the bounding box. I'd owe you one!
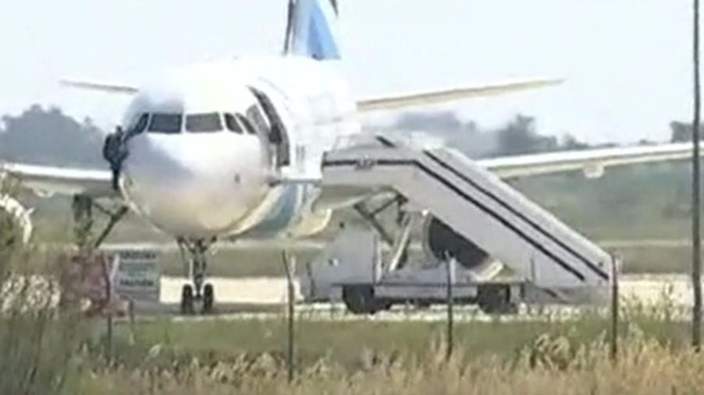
[249,87,291,168]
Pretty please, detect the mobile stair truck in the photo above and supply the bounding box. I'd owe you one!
[298,136,617,314]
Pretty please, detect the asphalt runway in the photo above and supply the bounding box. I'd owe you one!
[118,274,696,322]
[156,274,693,306]
[4,273,696,322]
[36,239,703,321]
[99,238,690,253]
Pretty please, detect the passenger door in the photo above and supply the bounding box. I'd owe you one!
[248,87,291,167]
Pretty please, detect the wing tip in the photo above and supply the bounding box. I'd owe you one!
[60,79,139,95]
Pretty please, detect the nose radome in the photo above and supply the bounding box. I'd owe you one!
[142,163,268,236]
[123,133,271,237]
[167,151,269,234]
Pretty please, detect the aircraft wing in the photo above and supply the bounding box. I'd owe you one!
[0,162,117,198]
[60,79,139,95]
[277,141,696,190]
[356,78,563,112]
[478,143,694,179]
[281,140,697,213]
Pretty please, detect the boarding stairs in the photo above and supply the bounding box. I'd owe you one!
[321,137,614,303]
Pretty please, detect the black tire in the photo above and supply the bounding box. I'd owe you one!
[342,285,378,315]
[202,283,214,314]
[477,285,518,315]
[180,284,195,315]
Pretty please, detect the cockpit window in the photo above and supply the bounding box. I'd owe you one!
[128,113,149,136]
[185,113,222,133]
[236,114,257,135]
[224,113,243,134]
[148,113,182,134]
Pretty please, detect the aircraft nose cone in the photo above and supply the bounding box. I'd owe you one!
[123,133,270,237]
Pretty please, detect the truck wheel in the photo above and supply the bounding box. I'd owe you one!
[342,285,378,315]
[202,283,214,314]
[477,285,518,315]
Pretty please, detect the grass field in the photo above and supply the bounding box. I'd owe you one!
[150,244,693,278]
[105,314,687,368]
[44,312,704,394]
[17,161,698,277]
[5,207,704,394]
[4,280,704,395]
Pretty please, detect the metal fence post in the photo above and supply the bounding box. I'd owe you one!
[693,0,703,352]
[102,254,113,363]
[282,251,296,383]
[610,256,619,362]
[445,253,455,361]
[128,299,136,345]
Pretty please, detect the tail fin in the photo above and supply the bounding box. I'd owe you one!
[283,0,341,60]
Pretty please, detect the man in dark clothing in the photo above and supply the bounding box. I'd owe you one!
[102,127,128,191]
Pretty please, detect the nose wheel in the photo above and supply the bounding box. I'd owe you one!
[179,283,215,315]
[178,238,216,315]
[180,284,195,314]
[203,283,214,313]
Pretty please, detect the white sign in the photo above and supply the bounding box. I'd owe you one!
[111,249,160,303]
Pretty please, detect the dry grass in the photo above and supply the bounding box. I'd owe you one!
[73,332,704,395]
[65,300,701,395]
[0,181,87,395]
[6,245,703,395]
[5,180,704,394]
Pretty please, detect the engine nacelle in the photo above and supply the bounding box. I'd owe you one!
[421,215,490,270]
[0,194,33,244]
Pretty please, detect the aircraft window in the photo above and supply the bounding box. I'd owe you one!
[236,114,258,135]
[246,105,269,133]
[186,113,222,132]
[128,113,149,137]
[148,113,182,134]
[224,113,243,134]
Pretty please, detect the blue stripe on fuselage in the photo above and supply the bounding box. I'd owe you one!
[243,184,305,237]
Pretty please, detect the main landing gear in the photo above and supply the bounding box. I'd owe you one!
[178,238,216,315]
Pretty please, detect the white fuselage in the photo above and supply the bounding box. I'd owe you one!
[117,56,360,239]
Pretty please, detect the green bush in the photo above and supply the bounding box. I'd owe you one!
[0,180,87,395]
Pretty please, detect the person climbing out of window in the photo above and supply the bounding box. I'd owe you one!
[102,126,128,191]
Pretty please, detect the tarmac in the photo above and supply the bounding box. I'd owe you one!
[121,273,696,322]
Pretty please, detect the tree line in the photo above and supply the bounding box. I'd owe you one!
[384,111,596,157]
[0,104,609,169]
[0,105,104,168]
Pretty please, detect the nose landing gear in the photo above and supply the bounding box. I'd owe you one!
[178,238,216,315]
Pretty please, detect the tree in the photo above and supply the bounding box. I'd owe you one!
[383,111,592,157]
[561,133,589,150]
[494,114,559,156]
[384,111,495,157]
[0,105,105,168]
[670,121,693,142]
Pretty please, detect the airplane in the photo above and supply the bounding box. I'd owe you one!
[0,0,698,314]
